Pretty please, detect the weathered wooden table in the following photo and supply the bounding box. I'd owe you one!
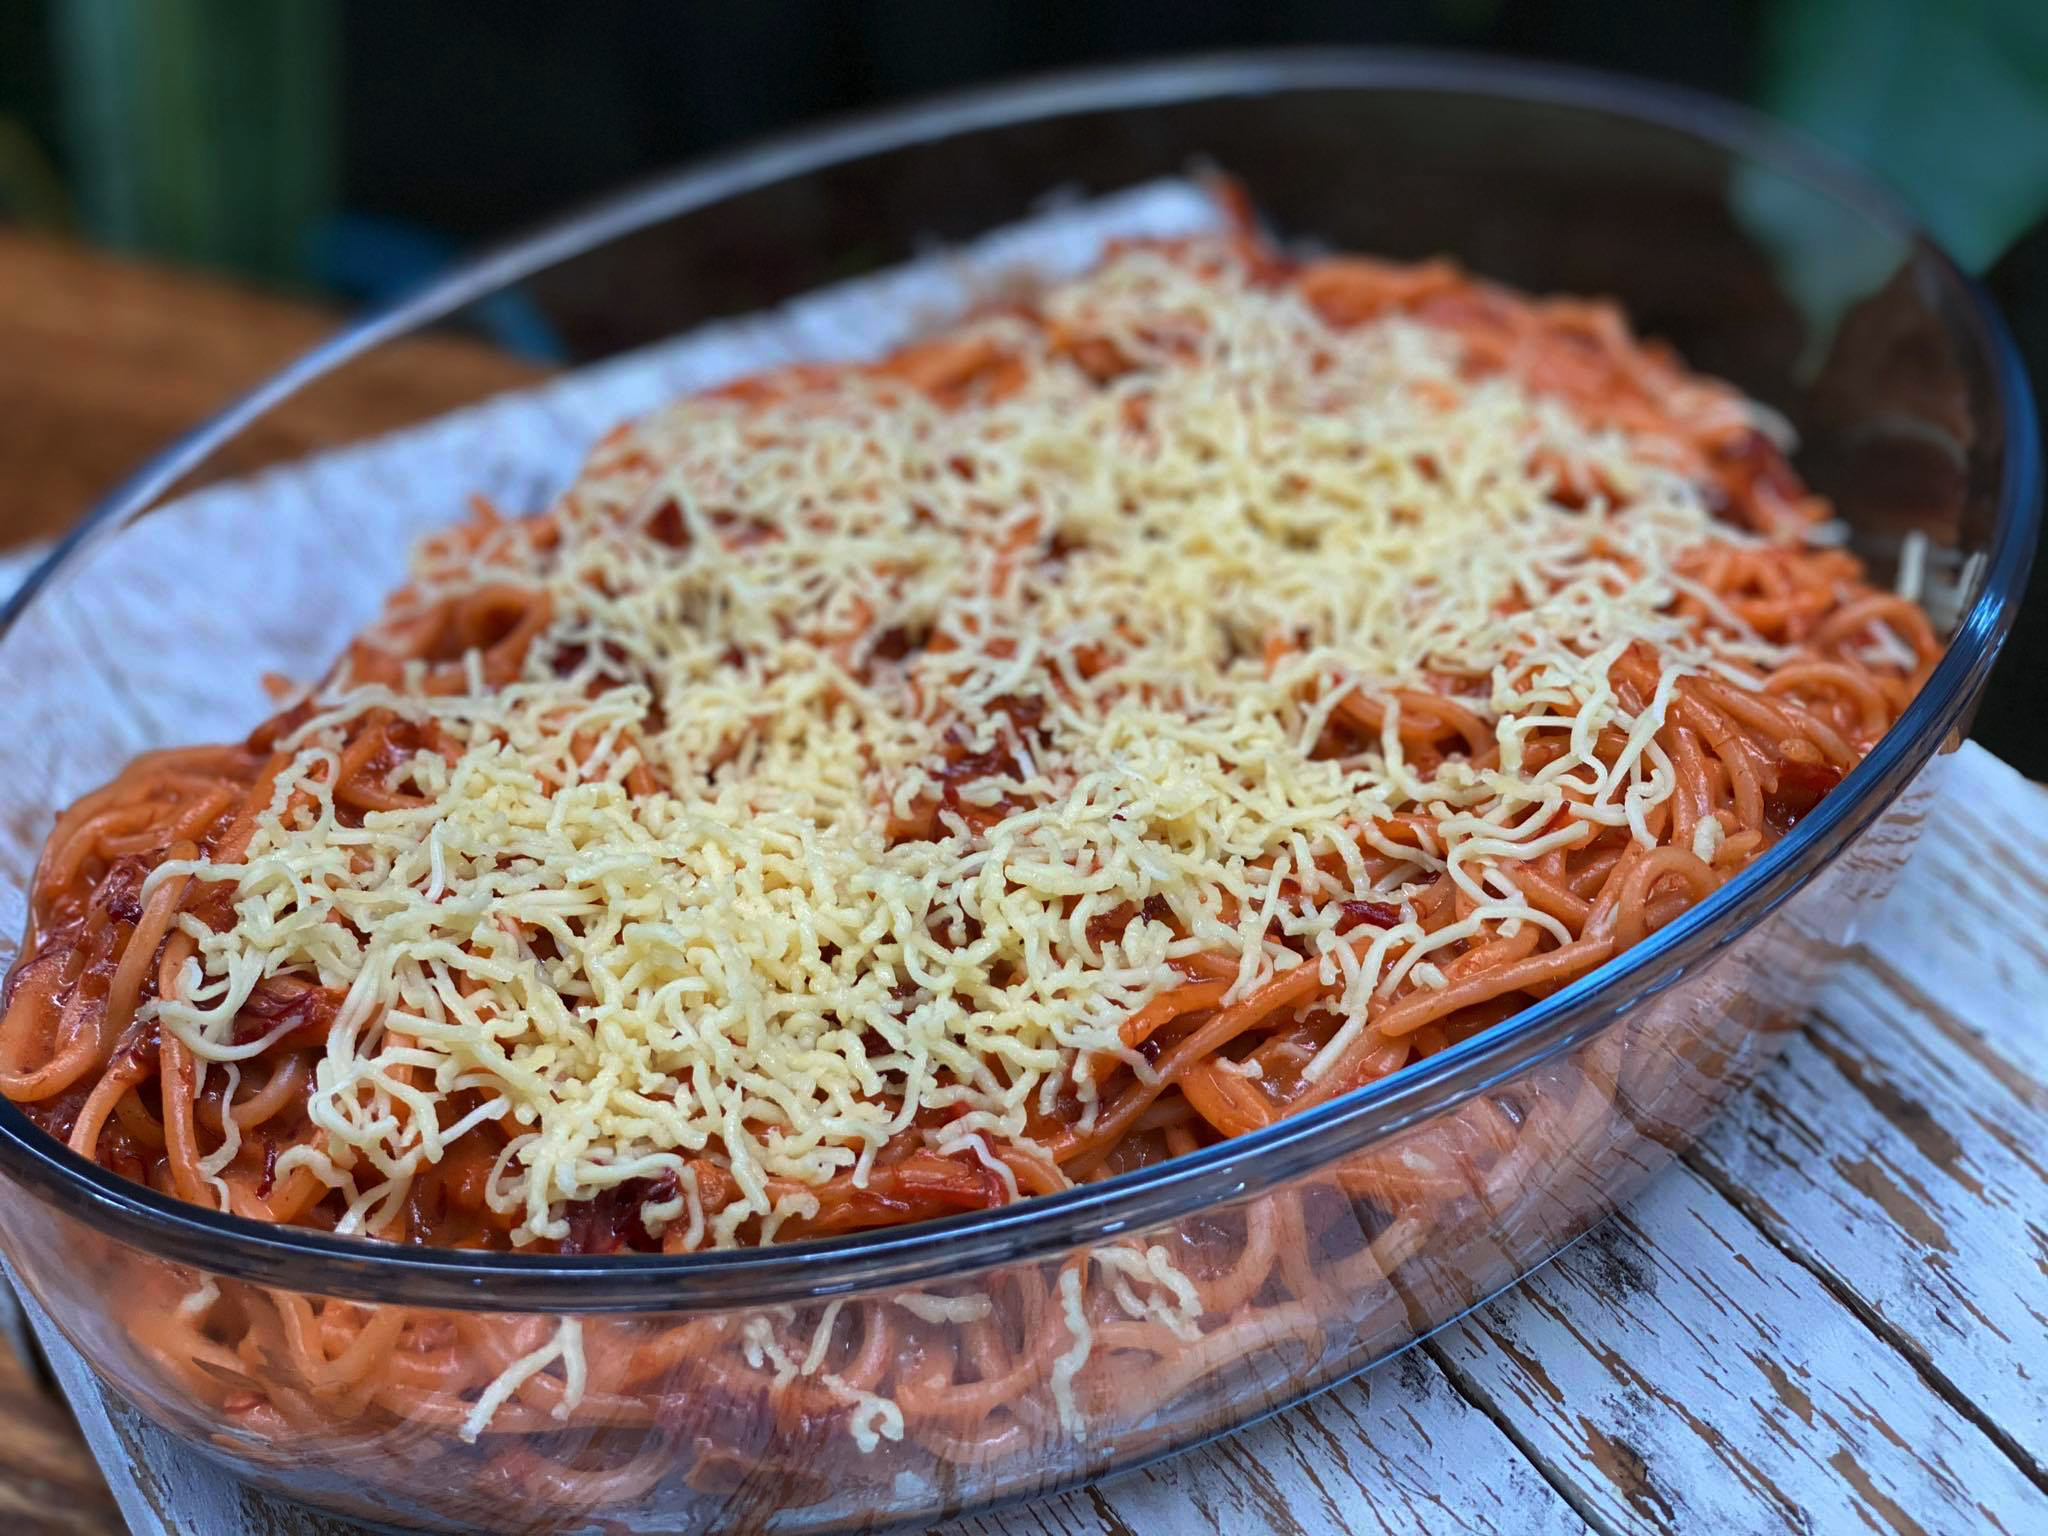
[2,230,2043,1536]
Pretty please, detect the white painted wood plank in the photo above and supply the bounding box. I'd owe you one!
[1686,744,2048,1473]
[1434,1158,2048,1535]
[1858,750,2048,1077]
[935,1350,1591,1536]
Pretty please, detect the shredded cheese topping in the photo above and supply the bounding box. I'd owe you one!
[143,240,1790,1248]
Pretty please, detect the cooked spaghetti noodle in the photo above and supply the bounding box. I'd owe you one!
[0,216,1936,1524]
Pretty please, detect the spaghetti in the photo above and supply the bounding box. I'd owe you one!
[0,218,1936,1525]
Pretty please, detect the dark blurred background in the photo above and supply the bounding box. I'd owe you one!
[0,0,2042,768]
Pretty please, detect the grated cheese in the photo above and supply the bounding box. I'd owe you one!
[733,1303,907,1453]
[1895,529,1929,603]
[141,239,1793,1254]
[1050,1266,1093,1439]
[458,1318,583,1443]
[1692,814,1727,866]
[1093,1242,1205,1342]
[893,1291,994,1325]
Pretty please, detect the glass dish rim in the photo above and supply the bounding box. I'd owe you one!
[0,47,2036,1313]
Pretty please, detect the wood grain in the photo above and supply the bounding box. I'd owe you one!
[0,230,543,547]
[934,1351,1592,1536]
[0,1294,121,1536]
[1687,752,2048,1480]
[1435,1160,2045,1535]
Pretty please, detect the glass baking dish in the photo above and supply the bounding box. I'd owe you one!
[0,51,2035,1535]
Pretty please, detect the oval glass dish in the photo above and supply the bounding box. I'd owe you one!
[0,52,2036,1536]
